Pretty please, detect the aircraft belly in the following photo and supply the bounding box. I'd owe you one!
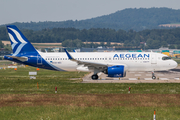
[55,65,77,71]
[127,62,153,71]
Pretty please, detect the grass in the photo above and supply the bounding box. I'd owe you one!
[0,66,180,94]
[0,61,180,119]
[173,58,180,64]
[0,106,180,120]
[0,60,13,67]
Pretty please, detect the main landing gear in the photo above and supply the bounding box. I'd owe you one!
[152,71,156,79]
[91,74,98,80]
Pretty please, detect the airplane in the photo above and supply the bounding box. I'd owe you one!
[4,25,178,80]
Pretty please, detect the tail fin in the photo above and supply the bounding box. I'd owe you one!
[7,25,37,56]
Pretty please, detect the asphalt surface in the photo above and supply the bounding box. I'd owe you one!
[82,66,180,83]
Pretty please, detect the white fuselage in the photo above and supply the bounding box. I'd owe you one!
[39,52,177,72]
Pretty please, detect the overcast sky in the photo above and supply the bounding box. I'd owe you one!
[1,0,180,25]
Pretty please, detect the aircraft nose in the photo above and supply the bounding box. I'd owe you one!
[172,60,178,68]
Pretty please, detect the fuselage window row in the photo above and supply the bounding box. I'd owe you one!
[45,57,150,61]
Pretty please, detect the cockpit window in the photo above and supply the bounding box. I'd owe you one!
[162,56,171,60]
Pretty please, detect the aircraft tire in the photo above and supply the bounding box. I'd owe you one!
[152,76,156,80]
[91,74,98,80]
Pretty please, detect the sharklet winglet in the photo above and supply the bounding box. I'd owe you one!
[64,49,73,60]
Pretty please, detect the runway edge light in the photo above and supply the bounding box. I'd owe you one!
[128,87,131,93]
[55,87,57,93]
[153,110,156,120]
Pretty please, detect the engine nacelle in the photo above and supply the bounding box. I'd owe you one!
[106,65,126,77]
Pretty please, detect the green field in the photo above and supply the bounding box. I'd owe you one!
[173,58,180,64]
[0,62,180,119]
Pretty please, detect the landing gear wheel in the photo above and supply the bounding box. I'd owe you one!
[152,76,156,79]
[91,74,98,80]
[152,71,156,80]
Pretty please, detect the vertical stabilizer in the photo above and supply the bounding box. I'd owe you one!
[7,25,37,56]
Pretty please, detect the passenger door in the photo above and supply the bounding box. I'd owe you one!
[37,54,42,65]
[151,54,157,64]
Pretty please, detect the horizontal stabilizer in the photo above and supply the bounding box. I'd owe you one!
[6,55,28,62]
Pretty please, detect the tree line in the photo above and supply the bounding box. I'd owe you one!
[0,26,180,49]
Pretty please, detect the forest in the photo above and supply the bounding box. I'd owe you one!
[0,26,180,49]
[1,7,180,31]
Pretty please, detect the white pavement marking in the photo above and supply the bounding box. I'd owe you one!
[113,78,120,80]
[157,74,164,76]
[129,78,137,80]
[129,72,135,73]
[144,78,153,80]
[138,72,144,73]
[135,74,141,76]
[146,74,152,76]
[174,78,180,80]
[159,78,169,80]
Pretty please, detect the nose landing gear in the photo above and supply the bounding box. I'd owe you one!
[152,71,156,79]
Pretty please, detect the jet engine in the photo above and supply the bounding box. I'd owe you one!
[104,65,126,77]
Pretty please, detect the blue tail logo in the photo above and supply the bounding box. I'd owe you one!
[5,25,64,71]
[7,25,37,56]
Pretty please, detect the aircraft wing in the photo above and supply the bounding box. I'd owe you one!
[6,55,28,62]
[64,49,107,69]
